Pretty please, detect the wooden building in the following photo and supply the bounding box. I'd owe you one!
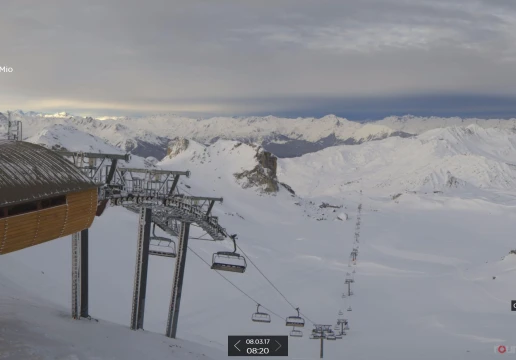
[0,140,99,255]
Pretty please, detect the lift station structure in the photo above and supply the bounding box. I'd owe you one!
[0,119,242,340]
[0,140,98,255]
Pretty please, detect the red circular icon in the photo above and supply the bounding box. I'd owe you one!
[498,345,507,354]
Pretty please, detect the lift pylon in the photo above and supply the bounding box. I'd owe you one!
[71,229,89,319]
[130,207,152,330]
[166,221,191,338]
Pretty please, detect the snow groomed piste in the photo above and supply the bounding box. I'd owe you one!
[307,195,362,357]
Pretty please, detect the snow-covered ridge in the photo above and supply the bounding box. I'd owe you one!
[26,124,153,169]
[279,124,516,197]
[6,109,516,159]
[21,120,516,201]
[5,111,169,159]
[10,109,516,198]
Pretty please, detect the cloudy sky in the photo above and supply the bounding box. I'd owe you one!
[2,0,516,119]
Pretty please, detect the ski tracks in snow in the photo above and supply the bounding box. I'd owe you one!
[427,315,505,344]
[370,244,468,267]
[371,243,508,304]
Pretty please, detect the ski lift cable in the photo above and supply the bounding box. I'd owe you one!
[235,244,316,325]
[189,231,210,241]
[190,236,216,241]
[197,231,208,238]
[187,245,285,321]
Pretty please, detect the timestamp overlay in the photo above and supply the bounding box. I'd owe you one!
[228,336,288,357]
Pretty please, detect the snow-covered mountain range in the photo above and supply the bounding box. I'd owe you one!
[281,125,516,197]
[5,109,516,159]
[2,111,516,359]
[16,111,516,196]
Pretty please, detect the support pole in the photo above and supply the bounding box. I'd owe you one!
[130,207,152,330]
[348,282,351,296]
[72,229,89,319]
[80,229,89,318]
[106,159,118,184]
[166,222,191,338]
[72,232,79,319]
[320,336,324,358]
[168,175,180,197]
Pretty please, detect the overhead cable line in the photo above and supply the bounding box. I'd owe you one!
[187,245,285,321]
[180,180,317,325]
[235,244,316,325]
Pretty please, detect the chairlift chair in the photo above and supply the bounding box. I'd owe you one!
[334,324,340,330]
[290,328,303,337]
[335,334,343,339]
[327,334,336,340]
[338,310,343,316]
[285,308,305,327]
[347,306,352,312]
[251,304,271,323]
[211,234,247,273]
[344,324,350,330]
[149,224,177,258]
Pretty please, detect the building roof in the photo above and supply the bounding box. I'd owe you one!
[0,140,98,207]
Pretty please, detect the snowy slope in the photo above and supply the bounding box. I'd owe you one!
[279,125,516,198]
[27,124,127,154]
[377,115,516,135]
[1,125,516,359]
[25,124,158,170]
[0,274,225,360]
[6,110,169,159]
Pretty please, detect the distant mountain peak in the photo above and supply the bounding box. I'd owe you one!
[9,109,516,160]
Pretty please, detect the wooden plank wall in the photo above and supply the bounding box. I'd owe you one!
[0,188,98,255]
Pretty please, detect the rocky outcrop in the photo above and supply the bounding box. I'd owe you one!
[167,138,189,157]
[446,171,465,188]
[234,147,280,193]
[280,182,295,195]
[257,150,277,175]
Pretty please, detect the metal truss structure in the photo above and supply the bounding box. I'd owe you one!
[58,151,226,239]
[59,150,233,338]
[310,324,335,358]
[3,112,23,141]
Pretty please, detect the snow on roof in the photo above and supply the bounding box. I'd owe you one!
[0,140,98,207]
